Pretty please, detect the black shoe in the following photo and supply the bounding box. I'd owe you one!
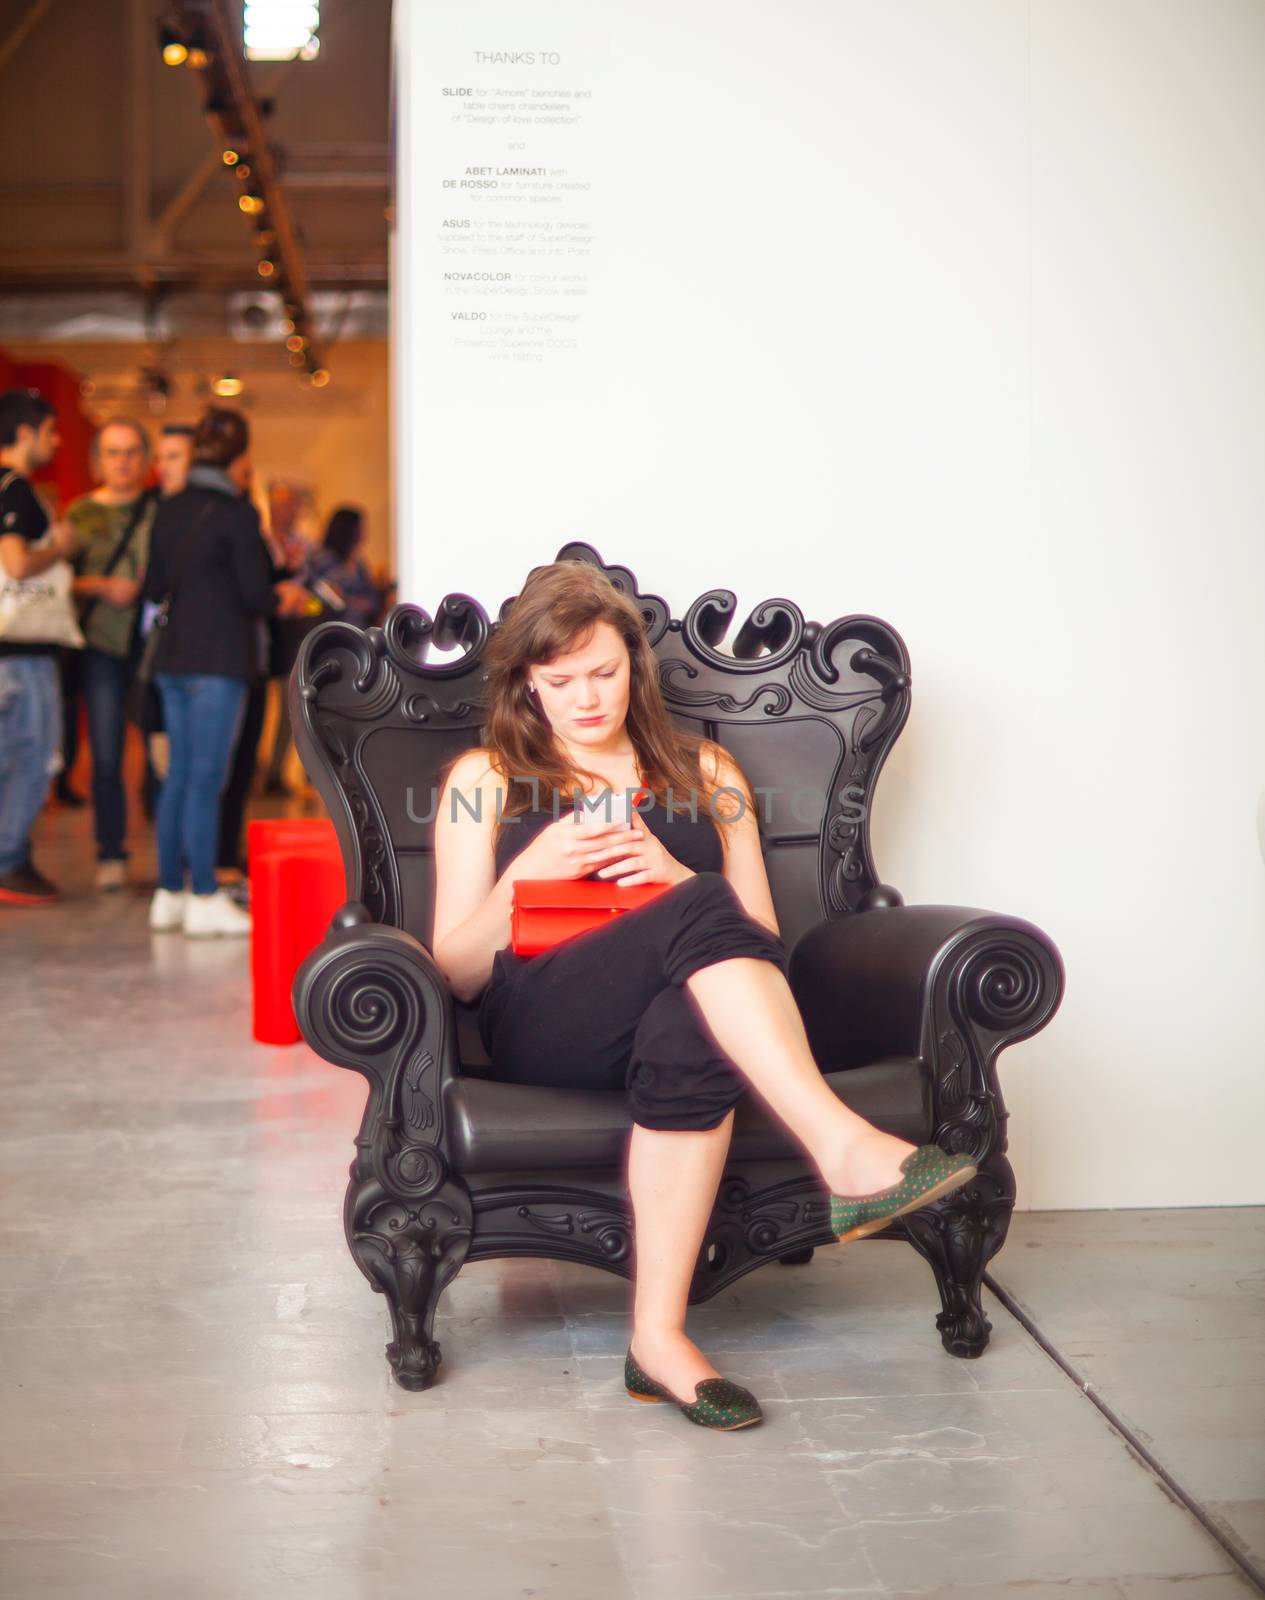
[0,864,61,906]
[54,780,86,808]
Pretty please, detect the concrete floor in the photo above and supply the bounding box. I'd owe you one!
[1,807,1262,1599]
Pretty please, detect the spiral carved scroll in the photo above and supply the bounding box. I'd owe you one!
[382,1142,447,1201]
[959,944,1046,1034]
[929,930,1063,1167]
[326,965,419,1056]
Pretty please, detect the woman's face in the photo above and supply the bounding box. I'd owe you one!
[526,620,631,748]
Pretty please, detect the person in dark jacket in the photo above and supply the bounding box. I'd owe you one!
[306,506,384,630]
[141,408,310,938]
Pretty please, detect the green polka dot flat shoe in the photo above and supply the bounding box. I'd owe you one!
[624,1348,764,1431]
[830,1144,978,1244]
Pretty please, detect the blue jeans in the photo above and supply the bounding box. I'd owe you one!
[0,655,63,874]
[155,673,247,896]
[82,647,133,862]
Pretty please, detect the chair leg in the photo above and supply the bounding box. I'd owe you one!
[347,1175,473,1391]
[901,1152,1015,1359]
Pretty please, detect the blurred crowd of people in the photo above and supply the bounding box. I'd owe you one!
[0,386,393,935]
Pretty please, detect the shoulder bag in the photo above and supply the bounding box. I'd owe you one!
[0,471,85,648]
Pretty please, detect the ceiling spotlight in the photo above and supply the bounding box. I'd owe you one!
[245,1,321,62]
[213,374,244,398]
[238,194,265,215]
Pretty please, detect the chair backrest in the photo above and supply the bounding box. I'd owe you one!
[290,543,911,954]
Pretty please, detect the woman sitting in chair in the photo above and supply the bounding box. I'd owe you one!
[431,560,975,1431]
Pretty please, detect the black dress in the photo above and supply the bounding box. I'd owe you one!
[477,795,788,1131]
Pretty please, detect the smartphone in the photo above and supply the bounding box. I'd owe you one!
[573,788,633,827]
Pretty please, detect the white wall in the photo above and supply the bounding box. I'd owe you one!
[392,0,1265,1209]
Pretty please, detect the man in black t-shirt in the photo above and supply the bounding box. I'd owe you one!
[0,389,77,905]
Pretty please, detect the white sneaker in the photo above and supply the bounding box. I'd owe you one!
[183,888,252,939]
[96,860,127,893]
[149,887,187,931]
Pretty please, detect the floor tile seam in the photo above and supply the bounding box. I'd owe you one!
[568,1338,673,1600]
[0,1460,615,1482]
[982,1269,1265,1598]
[795,1408,902,1595]
[572,1323,842,1581]
[750,1385,1065,1402]
[566,1338,942,1358]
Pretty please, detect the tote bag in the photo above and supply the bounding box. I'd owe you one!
[0,472,84,649]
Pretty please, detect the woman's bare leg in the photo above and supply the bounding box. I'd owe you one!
[627,1113,734,1402]
[685,958,919,1196]
[626,959,927,1401]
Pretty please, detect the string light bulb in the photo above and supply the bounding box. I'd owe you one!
[162,40,189,66]
[310,368,330,388]
[238,194,265,215]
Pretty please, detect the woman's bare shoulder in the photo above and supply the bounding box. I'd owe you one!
[699,738,756,820]
[699,737,745,784]
[438,748,509,817]
[435,750,509,849]
[444,746,506,787]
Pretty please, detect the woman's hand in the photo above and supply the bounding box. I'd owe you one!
[592,816,692,888]
[512,814,643,882]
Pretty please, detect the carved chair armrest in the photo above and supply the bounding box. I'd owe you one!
[789,905,1066,1151]
[293,903,460,1182]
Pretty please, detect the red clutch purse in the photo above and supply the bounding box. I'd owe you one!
[510,878,671,956]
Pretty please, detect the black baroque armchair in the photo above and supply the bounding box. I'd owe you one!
[290,544,1065,1391]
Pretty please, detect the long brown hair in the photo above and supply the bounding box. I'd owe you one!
[475,560,735,842]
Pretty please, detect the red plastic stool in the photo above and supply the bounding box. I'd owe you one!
[247,817,339,880]
[248,819,345,1045]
